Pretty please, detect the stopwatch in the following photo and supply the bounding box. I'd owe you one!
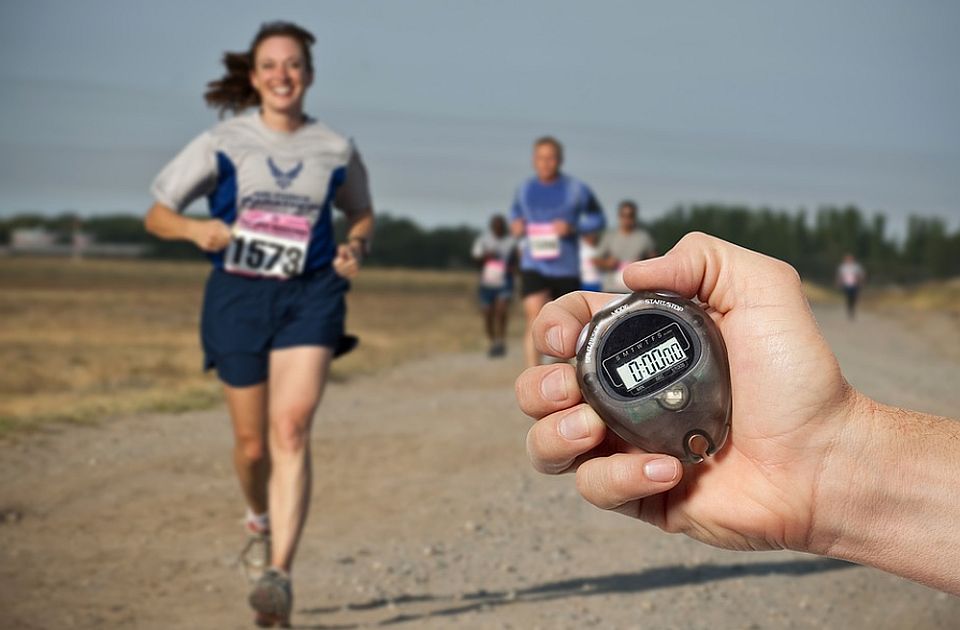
[575,291,732,463]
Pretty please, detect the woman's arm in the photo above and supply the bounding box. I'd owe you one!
[333,206,374,280]
[144,202,231,252]
[344,206,374,256]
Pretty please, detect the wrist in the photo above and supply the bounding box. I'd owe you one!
[346,236,368,262]
[184,218,203,244]
[805,393,960,592]
[348,235,369,255]
[803,390,886,558]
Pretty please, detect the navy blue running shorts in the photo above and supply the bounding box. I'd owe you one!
[478,285,513,307]
[200,267,349,387]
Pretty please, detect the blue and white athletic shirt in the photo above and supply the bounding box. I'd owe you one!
[151,112,371,272]
[509,174,603,277]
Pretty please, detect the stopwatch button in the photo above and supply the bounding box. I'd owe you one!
[654,290,681,299]
[604,294,631,309]
[575,323,591,355]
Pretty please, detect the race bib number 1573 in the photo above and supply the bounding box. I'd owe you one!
[224,210,310,279]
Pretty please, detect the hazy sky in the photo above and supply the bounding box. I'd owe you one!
[1,0,958,233]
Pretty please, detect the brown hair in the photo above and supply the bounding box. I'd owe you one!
[533,135,564,163]
[204,21,316,117]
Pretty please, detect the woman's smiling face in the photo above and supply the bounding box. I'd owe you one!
[249,35,312,117]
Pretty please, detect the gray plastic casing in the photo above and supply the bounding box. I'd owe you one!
[575,291,732,463]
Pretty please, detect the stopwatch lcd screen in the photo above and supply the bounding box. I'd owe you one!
[599,315,698,398]
[614,334,688,389]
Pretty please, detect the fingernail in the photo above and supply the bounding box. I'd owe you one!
[545,326,563,355]
[540,368,567,402]
[558,409,590,440]
[643,458,679,483]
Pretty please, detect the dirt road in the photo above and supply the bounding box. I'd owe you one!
[2,304,958,629]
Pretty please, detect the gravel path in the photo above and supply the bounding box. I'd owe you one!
[1,304,958,629]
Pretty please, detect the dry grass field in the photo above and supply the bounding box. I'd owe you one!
[0,258,508,435]
[864,276,960,317]
[2,256,955,436]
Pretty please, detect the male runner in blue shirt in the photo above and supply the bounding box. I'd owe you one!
[510,136,604,367]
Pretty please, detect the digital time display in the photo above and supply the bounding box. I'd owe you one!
[614,336,688,390]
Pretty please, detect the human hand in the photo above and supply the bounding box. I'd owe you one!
[333,243,361,279]
[188,219,232,252]
[553,220,573,238]
[511,218,526,238]
[595,255,619,272]
[516,232,862,554]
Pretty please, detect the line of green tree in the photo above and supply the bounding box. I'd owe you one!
[1,205,956,283]
[646,205,959,283]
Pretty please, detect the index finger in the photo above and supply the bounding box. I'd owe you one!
[621,231,805,316]
[531,291,625,358]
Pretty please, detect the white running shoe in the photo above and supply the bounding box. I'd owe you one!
[237,520,271,584]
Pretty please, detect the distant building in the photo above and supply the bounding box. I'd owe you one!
[11,228,55,249]
[5,227,146,258]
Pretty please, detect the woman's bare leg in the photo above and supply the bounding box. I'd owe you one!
[265,346,333,572]
[223,382,270,515]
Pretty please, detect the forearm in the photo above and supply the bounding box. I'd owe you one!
[809,393,960,594]
[144,203,197,242]
[345,208,374,246]
[338,207,374,268]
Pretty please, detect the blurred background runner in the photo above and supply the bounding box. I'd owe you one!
[594,200,656,293]
[510,136,605,367]
[578,211,607,292]
[836,253,867,320]
[471,214,517,358]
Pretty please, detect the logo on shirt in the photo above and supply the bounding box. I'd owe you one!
[267,158,303,190]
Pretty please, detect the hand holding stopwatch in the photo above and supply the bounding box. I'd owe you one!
[575,291,732,463]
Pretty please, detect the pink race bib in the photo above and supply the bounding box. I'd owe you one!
[224,210,310,279]
[481,259,507,288]
[527,223,560,260]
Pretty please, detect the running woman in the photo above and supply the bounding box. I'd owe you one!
[510,136,605,367]
[471,214,517,357]
[144,22,374,628]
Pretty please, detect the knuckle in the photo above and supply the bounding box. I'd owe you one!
[574,466,593,498]
[588,456,636,510]
[595,463,618,502]
[575,462,615,508]
[677,231,712,249]
[660,519,682,535]
[528,418,576,475]
[526,427,561,475]
[524,427,542,469]
[773,258,802,285]
[535,300,559,323]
